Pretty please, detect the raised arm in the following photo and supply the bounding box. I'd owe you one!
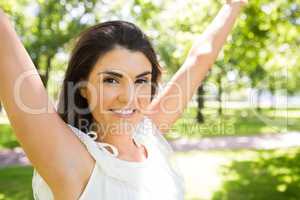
[145,1,247,133]
[0,10,94,198]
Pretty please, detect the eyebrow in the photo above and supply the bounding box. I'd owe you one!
[97,70,152,78]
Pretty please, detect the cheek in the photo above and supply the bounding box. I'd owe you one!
[136,85,152,108]
[86,83,119,112]
[98,86,120,109]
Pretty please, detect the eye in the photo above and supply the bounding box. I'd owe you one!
[135,79,150,84]
[103,77,119,84]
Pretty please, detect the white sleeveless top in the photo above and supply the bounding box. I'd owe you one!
[32,116,185,200]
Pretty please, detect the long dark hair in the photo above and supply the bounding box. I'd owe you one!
[57,20,162,133]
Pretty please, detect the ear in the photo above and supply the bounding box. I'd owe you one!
[80,87,87,99]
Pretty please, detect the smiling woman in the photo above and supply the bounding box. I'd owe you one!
[0,1,246,199]
[57,22,163,136]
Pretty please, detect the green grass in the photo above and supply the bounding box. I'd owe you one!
[167,107,300,139]
[0,149,299,200]
[212,148,300,200]
[175,147,300,200]
[0,124,20,150]
[0,166,34,200]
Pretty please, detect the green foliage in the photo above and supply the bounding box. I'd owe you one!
[225,0,300,94]
[1,0,298,94]
[0,0,98,87]
[130,0,300,95]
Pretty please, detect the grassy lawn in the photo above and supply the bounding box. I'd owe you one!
[0,148,299,200]
[176,147,300,200]
[0,124,20,150]
[0,166,33,200]
[212,147,300,200]
[167,107,300,139]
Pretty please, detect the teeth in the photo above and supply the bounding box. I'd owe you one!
[112,109,134,115]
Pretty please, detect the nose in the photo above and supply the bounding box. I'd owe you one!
[117,82,136,106]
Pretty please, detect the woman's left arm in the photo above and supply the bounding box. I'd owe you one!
[146,1,247,134]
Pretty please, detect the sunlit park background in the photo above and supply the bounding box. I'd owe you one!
[0,0,299,199]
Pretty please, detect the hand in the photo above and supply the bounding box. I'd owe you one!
[226,0,248,6]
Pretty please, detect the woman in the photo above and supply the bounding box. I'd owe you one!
[0,0,247,199]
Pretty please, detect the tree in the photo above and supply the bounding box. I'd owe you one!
[225,0,300,109]
[0,0,98,87]
[131,0,221,123]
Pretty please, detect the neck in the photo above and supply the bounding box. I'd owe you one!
[95,126,139,155]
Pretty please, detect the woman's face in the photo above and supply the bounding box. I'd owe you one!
[81,46,153,137]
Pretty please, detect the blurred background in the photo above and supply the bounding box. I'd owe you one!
[0,0,299,199]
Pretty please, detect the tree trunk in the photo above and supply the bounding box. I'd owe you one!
[41,55,53,88]
[256,88,262,112]
[44,56,53,87]
[271,92,276,110]
[217,73,223,116]
[196,84,205,123]
[270,88,275,110]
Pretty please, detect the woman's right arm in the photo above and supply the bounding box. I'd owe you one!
[0,10,94,199]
